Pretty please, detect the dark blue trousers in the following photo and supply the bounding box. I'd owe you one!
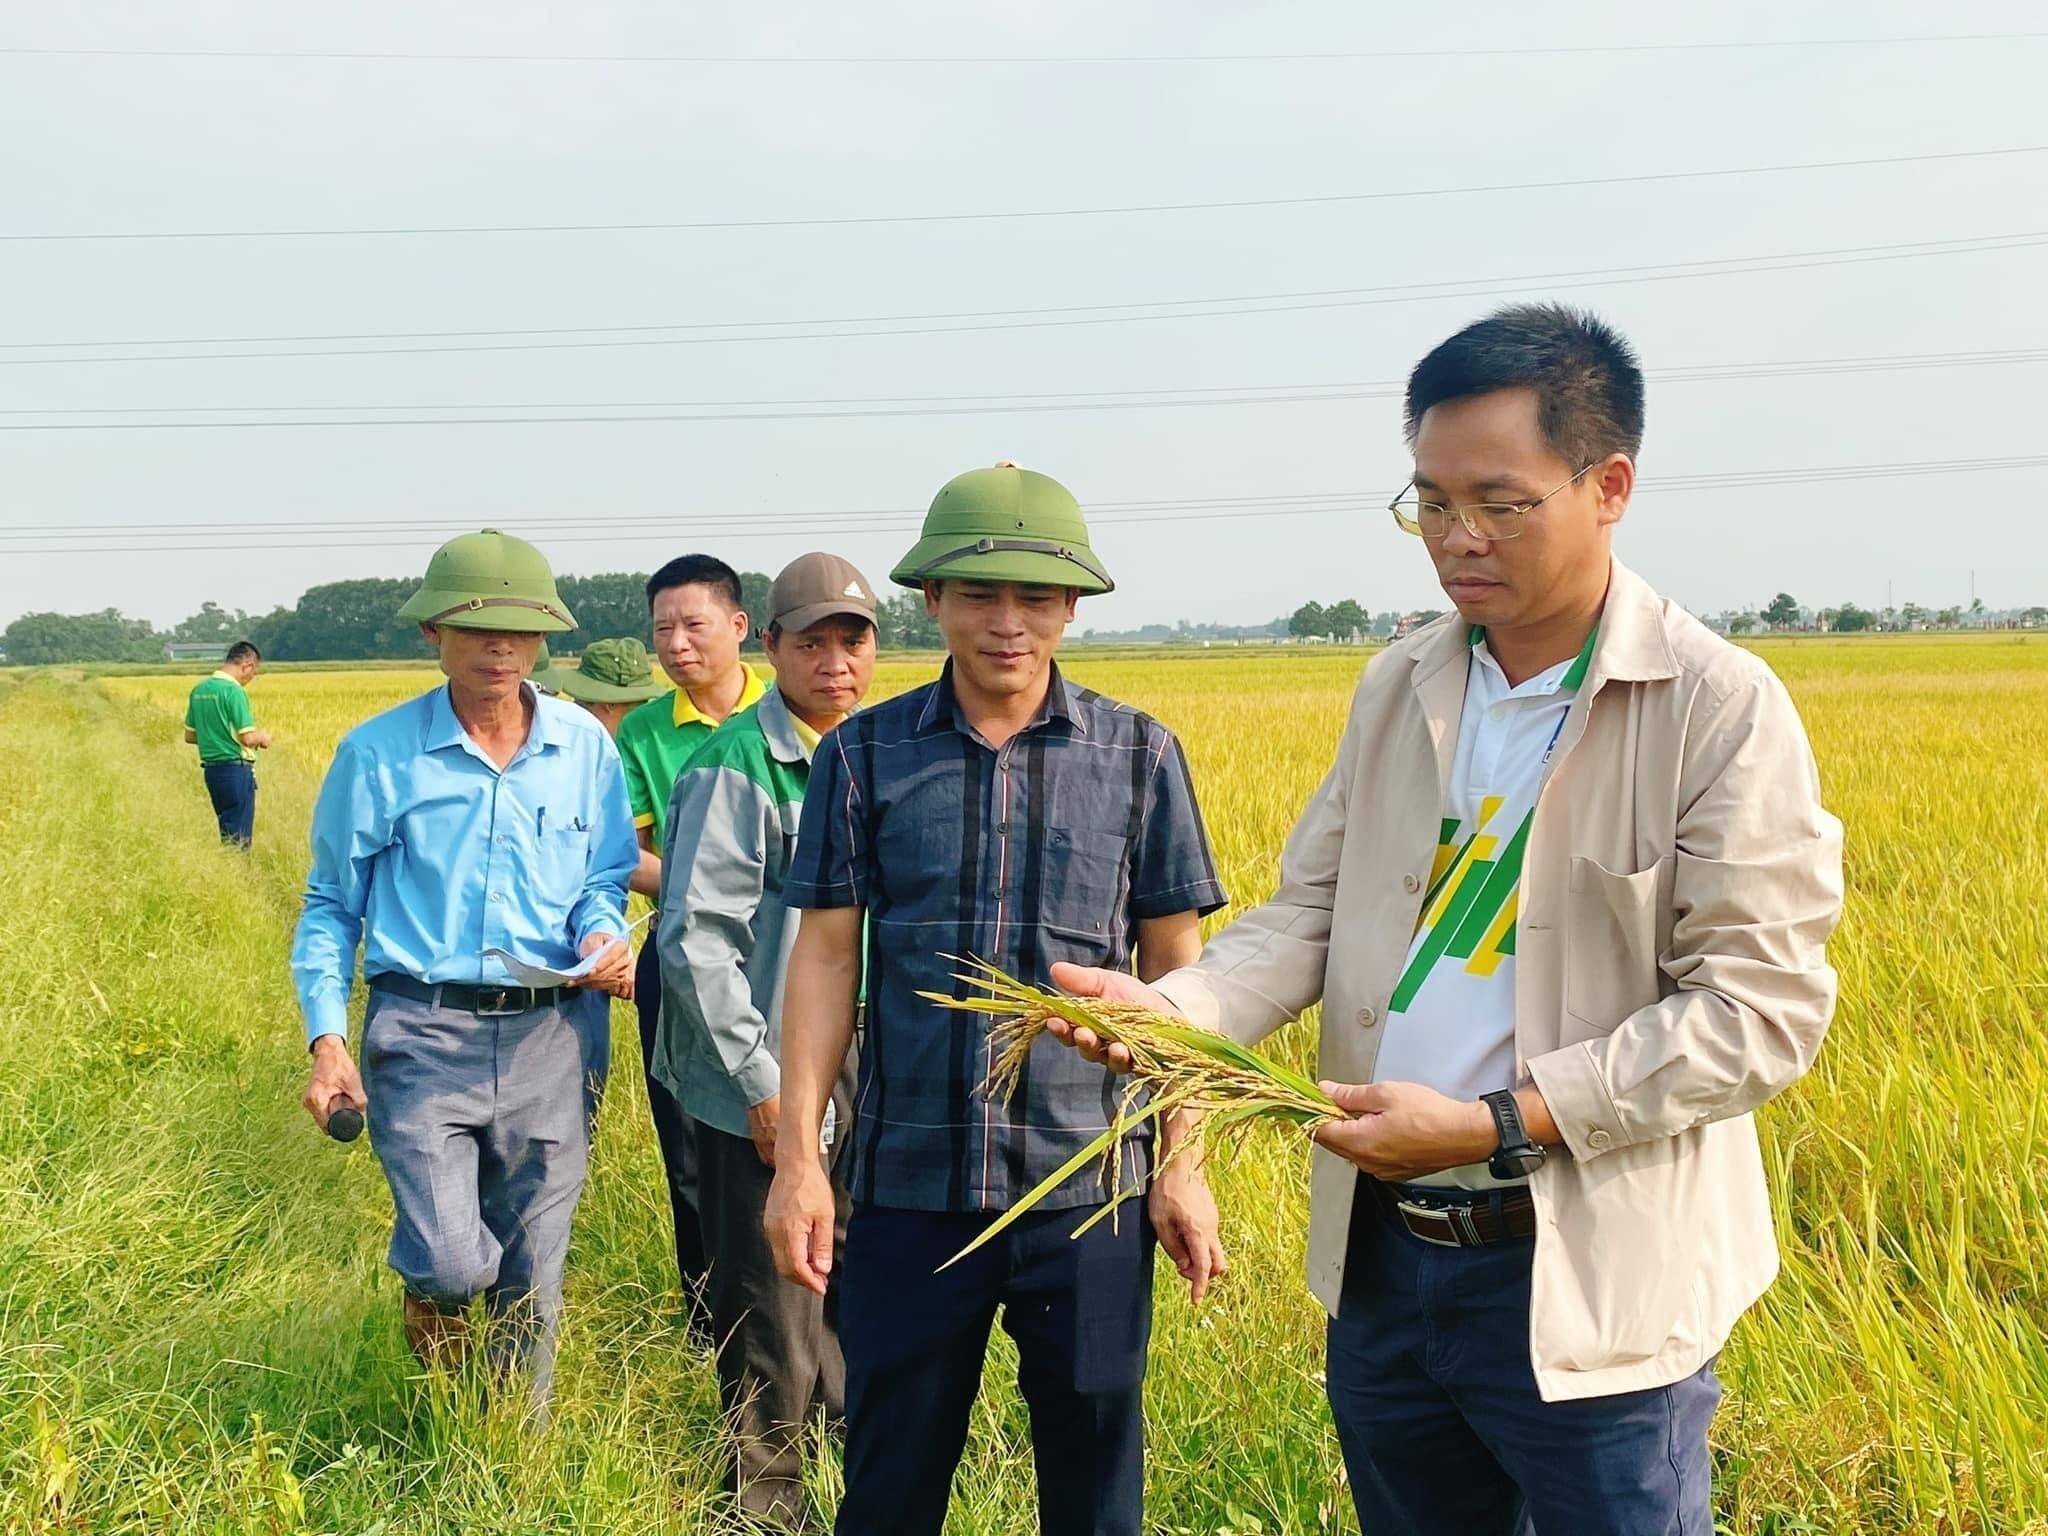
[201,760,255,847]
[834,1203,1154,1536]
[1326,1178,1720,1536]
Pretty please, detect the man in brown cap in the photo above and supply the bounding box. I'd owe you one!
[653,552,879,1526]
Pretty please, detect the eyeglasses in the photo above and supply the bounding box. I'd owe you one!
[1388,462,1598,542]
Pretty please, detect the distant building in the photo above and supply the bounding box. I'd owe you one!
[162,642,231,663]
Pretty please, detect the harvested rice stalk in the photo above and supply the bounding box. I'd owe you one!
[917,958,1344,1270]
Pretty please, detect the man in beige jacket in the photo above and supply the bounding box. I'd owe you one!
[1053,303,1843,1534]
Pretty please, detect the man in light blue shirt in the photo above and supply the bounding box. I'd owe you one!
[291,530,637,1410]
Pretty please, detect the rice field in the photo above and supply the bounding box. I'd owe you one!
[2,636,2043,1533]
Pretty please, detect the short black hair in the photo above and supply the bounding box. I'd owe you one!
[1404,303,1645,468]
[645,554,742,612]
[225,640,260,664]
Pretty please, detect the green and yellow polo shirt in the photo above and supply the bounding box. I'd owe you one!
[184,670,257,764]
[615,664,767,842]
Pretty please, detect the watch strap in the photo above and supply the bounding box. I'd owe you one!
[1482,1088,1529,1153]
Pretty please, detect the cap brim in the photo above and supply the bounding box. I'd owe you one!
[888,540,1112,595]
[772,600,878,634]
[552,675,670,703]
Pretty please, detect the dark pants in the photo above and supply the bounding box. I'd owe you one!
[835,1203,1154,1536]
[635,938,707,1321]
[201,760,255,847]
[698,1119,852,1524]
[1325,1177,1721,1536]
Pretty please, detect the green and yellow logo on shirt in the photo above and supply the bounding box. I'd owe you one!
[1391,795,1531,1012]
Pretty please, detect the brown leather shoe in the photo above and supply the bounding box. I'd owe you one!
[402,1292,472,1369]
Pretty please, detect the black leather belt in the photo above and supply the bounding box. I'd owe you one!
[367,972,568,1016]
[1374,1179,1537,1248]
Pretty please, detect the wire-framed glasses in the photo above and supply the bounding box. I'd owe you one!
[1388,462,1598,542]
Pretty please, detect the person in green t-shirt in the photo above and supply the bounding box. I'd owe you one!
[182,640,271,848]
[612,554,765,1325]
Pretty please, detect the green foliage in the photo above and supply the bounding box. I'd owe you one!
[1287,601,1327,639]
[1830,602,1877,633]
[877,590,943,650]
[1763,592,1801,628]
[1,607,162,664]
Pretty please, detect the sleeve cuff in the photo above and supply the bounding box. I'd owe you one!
[1152,968,1220,1032]
[784,879,862,909]
[633,812,656,830]
[304,996,350,1046]
[1524,1041,1627,1162]
[729,1048,782,1108]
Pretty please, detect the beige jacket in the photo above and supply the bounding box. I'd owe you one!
[1157,559,1843,1402]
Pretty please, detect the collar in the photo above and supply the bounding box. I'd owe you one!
[209,669,241,685]
[673,663,767,729]
[424,680,558,757]
[916,659,1083,740]
[757,687,814,765]
[1415,557,1676,699]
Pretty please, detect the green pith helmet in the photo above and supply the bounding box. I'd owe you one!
[550,637,669,703]
[889,462,1113,595]
[528,642,563,692]
[396,528,576,633]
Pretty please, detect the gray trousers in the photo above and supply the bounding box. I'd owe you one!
[363,987,590,1406]
[697,1076,853,1525]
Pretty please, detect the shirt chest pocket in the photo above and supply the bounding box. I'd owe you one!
[1041,826,1130,925]
[534,823,591,895]
[1563,853,1675,1031]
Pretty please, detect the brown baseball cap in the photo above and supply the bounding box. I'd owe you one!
[768,552,879,634]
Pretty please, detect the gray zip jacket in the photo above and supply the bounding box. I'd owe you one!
[653,687,819,1140]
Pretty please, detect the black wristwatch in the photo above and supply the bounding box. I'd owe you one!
[1482,1089,1547,1181]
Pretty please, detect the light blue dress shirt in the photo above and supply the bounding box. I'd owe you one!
[292,683,638,1043]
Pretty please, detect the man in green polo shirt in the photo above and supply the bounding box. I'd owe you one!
[182,640,271,848]
[614,554,764,1319]
[534,634,672,1133]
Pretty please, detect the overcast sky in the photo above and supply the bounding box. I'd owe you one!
[4,2,2046,632]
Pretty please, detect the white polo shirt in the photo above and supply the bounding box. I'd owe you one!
[1374,627,1594,1188]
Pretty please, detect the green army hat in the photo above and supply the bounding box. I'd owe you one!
[528,642,563,692]
[549,637,670,703]
[889,462,1114,595]
[396,528,576,633]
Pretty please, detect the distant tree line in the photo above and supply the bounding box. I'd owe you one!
[3,571,949,665]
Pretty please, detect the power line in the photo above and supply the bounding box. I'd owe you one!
[6,346,2046,431]
[3,32,2043,64]
[4,232,2043,368]
[4,144,2040,244]
[7,455,2043,555]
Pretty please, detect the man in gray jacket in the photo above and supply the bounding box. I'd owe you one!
[654,553,879,1526]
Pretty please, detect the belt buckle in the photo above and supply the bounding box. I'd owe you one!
[475,987,524,1016]
[1396,1197,1482,1248]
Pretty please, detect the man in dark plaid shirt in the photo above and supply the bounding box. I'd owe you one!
[766,464,1227,1536]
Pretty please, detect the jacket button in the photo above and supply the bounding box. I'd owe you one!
[1356,1006,1377,1027]
[1586,1128,1613,1152]
[1402,873,1421,893]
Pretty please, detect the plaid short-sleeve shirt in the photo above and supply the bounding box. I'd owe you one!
[786,662,1225,1214]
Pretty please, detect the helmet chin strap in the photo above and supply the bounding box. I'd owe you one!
[907,536,1111,589]
[424,595,571,627]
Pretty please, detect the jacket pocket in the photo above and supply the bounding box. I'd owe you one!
[1564,854,1674,1031]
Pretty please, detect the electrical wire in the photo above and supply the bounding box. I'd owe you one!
[4,232,2043,368]
[7,454,2042,555]
[4,145,2040,244]
[4,32,2043,65]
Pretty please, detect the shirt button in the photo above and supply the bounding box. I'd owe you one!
[1586,1128,1613,1152]
[490,893,505,905]
[1402,873,1421,893]
[1356,1006,1377,1028]
[996,821,1009,835]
